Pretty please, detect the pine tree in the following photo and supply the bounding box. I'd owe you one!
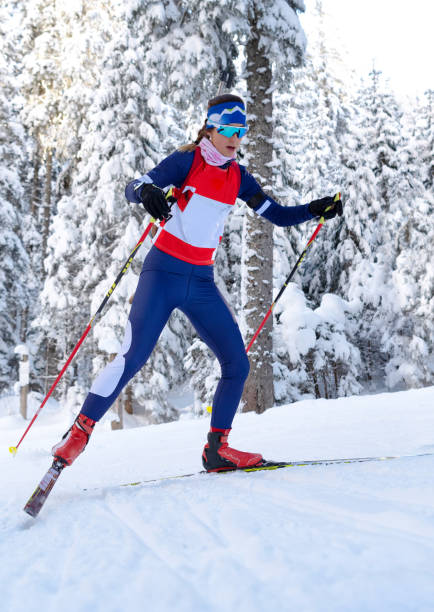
[273,284,361,401]
[324,71,398,387]
[128,1,307,415]
[37,1,193,422]
[20,0,121,396]
[420,90,434,191]
[167,1,307,413]
[321,68,433,391]
[256,0,361,404]
[380,100,434,388]
[19,0,62,268]
[240,0,307,414]
[289,1,352,304]
[0,1,32,391]
[149,0,239,111]
[125,0,246,416]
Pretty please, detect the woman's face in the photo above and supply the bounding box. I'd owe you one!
[210,124,244,157]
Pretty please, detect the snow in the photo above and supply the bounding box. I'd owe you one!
[1,386,434,611]
[14,344,29,357]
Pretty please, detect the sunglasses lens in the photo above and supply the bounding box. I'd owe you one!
[216,126,247,138]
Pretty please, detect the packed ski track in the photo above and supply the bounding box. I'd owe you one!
[1,387,434,612]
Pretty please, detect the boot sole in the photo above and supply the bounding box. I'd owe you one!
[205,461,264,473]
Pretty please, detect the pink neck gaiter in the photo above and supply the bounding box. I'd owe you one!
[198,137,235,166]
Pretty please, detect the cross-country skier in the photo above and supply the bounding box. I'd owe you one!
[51,94,342,472]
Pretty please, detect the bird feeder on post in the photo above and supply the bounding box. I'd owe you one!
[14,345,29,419]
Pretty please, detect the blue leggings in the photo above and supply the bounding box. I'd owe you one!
[81,246,250,429]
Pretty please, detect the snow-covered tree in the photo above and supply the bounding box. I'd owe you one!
[383,193,434,389]
[418,90,433,191]
[240,0,307,413]
[274,285,361,402]
[37,1,194,421]
[380,106,434,389]
[285,2,354,305]
[0,1,32,390]
[3,0,433,418]
[19,0,62,267]
[270,1,359,401]
[316,69,434,390]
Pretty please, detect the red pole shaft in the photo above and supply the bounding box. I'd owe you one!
[14,324,92,451]
[244,192,341,354]
[244,220,324,355]
[11,220,155,454]
[306,221,323,246]
[246,307,273,353]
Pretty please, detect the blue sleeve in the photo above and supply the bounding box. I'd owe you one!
[237,165,314,227]
[125,150,194,203]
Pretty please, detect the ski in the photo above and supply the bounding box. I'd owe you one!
[23,460,65,518]
[118,460,292,487]
[26,452,433,517]
[111,452,434,489]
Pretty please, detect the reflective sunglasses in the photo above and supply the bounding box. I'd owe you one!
[215,125,248,139]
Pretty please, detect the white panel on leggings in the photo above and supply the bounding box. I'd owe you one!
[89,321,133,398]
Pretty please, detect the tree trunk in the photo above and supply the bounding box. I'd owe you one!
[30,134,42,217]
[41,147,53,276]
[124,385,133,414]
[241,7,274,414]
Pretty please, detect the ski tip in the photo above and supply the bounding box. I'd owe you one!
[9,446,17,457]
[334,191,341,201]
[206,405,212,414]
[23,505,37,518]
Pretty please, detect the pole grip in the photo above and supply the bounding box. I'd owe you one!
[319,192,341,224]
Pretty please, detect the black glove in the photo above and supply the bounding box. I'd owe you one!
[138,183,171,221]
[308,195,343,219]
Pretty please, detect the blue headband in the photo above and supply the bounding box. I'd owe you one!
[206,101,247,128]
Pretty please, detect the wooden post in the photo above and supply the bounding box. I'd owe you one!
[20,354,29,419]
[111,394,123,430]
[109,353,124,430]
[14,345,29,419]
[124,385,133,415]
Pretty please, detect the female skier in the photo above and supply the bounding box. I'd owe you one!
[51,93,342,472]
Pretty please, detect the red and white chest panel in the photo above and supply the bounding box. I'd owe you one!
[153,150,241,265]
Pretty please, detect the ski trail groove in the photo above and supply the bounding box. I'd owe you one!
[231,469,434,551]
[47,520,82,612]
[104,490,211,609]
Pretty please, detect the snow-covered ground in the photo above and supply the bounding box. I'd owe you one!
[1,387,434,612]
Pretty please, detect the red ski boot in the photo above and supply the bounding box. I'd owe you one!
[202,428,263,472]
[51,414,95,466]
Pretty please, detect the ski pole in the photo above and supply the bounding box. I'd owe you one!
[245,192,341,353]
[9,216,158,456]
[206,193,341,415]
